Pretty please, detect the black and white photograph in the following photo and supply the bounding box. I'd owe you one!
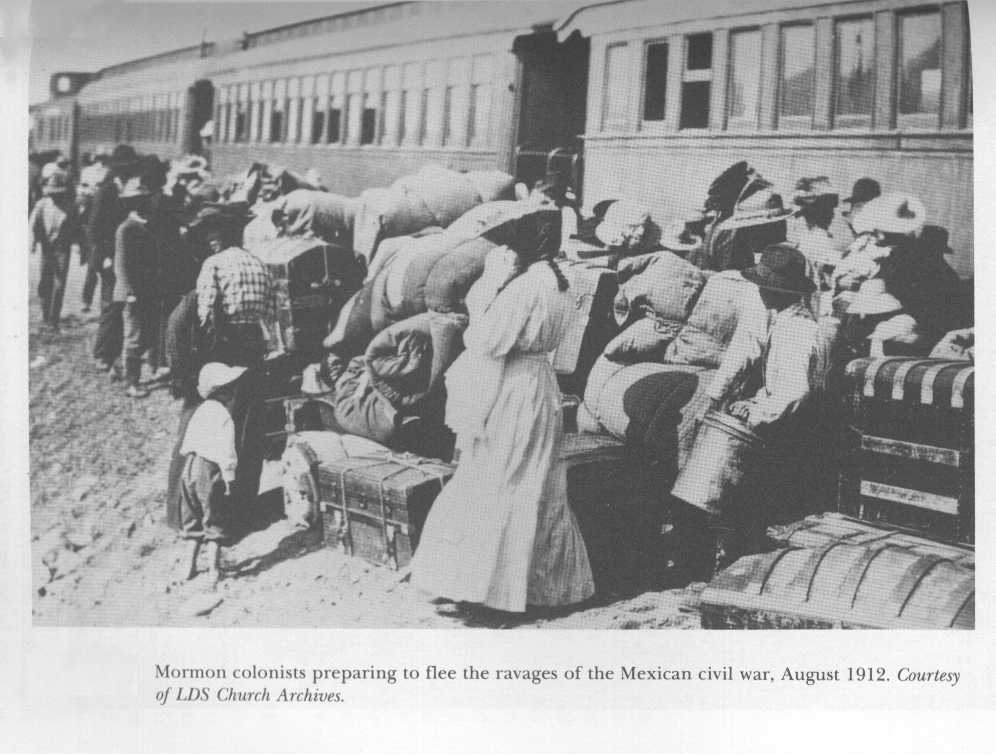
[23,0,976,633]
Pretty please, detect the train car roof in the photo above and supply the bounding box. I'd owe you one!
[557,0,899,39]
[204,1,578,75]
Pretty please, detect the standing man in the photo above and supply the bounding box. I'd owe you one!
[840,177,881,236]
[78,155,110,313]
[30,168,80,331]
[89,145,138,374]
[194,205,276,368]
[114,174,161,398]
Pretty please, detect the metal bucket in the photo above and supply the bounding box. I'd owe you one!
[671,409,765,515]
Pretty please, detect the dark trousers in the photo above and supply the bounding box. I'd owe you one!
[94,301,123,366]
[82,246,114,309]
[122,299,159,385]
[38,248,71,325]
[210,323,267,369]
[179,454,230,542]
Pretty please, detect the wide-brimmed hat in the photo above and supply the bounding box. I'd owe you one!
[658,218,703,253]
[119,174,153,199]
[42,170,70,195]
[717,188,792,232]
[197,362,248,399]
[507,208,562,260]
[110,144,139,170]
[741,242,816,295]
[792,176,839,210]
[844,277,903,316]
[852,193,925,236]
[844,177,882,206]
[188,201,252,232]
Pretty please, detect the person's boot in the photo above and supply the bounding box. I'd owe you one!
[207,541,222,586]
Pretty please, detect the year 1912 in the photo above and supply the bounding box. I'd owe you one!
[847,667,889,682]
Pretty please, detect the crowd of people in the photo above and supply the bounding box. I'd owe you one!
[29,145,973,607]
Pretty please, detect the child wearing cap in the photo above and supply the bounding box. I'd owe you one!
[177,362,248,582]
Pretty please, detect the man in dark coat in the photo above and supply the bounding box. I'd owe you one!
[114,174,162,398]
[88,145,137,373]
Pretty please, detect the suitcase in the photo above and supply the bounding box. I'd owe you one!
[315,450,455,570]
[251,236,364,360]
[698,514,974,629]
[561,432,670,595]
[838,357,974,544]
[552,262,620,395]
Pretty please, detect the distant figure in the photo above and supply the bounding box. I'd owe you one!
[114,174,161,398]
[30,169,80,330]
[840,177,881,236]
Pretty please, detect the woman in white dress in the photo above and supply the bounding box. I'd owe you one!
[411,210,595,613]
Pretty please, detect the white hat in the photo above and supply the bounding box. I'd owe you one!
[716,188,792,232]
[595,201,650,247]
[852,193,925,236]
[197,362,247,399]
[845,278,904,316]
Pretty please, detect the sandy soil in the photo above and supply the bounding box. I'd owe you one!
[29,253,703,629]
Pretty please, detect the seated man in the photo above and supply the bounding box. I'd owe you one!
[673,243,833,577]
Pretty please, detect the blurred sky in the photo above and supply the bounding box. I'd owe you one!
[29,0,375,104]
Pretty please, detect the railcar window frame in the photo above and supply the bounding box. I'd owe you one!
[726,26,763,132]
[831,14,876,130]
[601,42,632,132]
[680,32,713,130]
[896,7,944,130]
[640,38,669,128]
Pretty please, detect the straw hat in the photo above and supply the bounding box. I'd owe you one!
[197,363,248,399]
[658,218,702,253]
[844,278,903,316]
[792,176,839,211]
[852,193,925,236]
[42,170,70,195]
[716,188,792,232]
[741,242,816,295]
[119,174,154,199]
[595,201,650,247]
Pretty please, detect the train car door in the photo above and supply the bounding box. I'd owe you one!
[185,79,215,156]
[513,30,589,201]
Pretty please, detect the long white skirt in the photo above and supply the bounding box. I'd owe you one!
[411,352,594,613]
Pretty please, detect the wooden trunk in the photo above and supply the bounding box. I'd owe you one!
[698,520,974,629]
[838,357,974,544]
[315,453,455,570]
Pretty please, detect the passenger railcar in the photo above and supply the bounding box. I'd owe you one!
[74,44,216,162]
[559,0,974,277]
[31,0,974,278]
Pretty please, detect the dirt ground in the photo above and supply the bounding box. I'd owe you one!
[29,252,703,629]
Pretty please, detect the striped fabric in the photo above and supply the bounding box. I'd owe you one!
[845,357,974,410]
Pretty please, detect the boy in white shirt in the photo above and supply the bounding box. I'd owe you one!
[178,363,247,582]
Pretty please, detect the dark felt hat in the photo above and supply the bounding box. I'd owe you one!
[741,242,816,295]
[844,177,882,205]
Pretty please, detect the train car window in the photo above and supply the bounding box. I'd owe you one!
[235,84,250,143]
[346,70,364,145]
[361,68,381,146]
[424,60,445,147]
[401,62,422,146]
[602,43,631,131]
[680,33,713,129]
[312,74,328,144]
[897,10,942,125]
[833,17,874,128]
[328,73,344,144]
[271,80,287,143]
[381,66,401,147]
[443,58,470,148]
[778,24,815,129]
[728,29,762,130]
[288,77,303,144]
[642,41,668,122]
[469,54,493,147]
[686,33,713,71]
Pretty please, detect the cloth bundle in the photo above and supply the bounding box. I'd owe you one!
[581,358,716,469]
[280,189,358,248]
[353,165,515,266]
[664,270,765,369]
[330,311,468,448]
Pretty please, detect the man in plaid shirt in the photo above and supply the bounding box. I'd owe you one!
[194,206,277,367]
